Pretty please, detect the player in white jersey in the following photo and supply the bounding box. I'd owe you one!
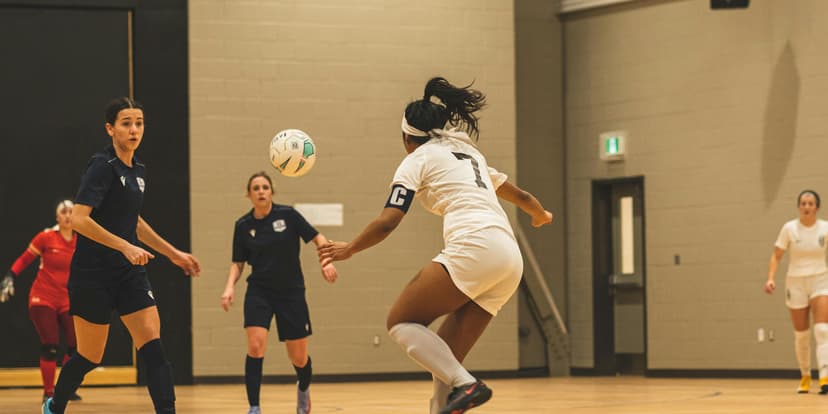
[319,77,553,414]
[766,190,828,394]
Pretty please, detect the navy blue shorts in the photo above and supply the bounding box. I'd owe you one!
[244,286,311,341]
[69,268,156,325]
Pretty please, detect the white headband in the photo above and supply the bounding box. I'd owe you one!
[401,114,429,137]
[56,200,74,214]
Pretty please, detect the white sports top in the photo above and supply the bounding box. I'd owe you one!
[391,131,513,242]
[775,218,828,277]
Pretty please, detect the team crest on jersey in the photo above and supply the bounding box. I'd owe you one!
[249,229,256,238]
[137,177,145,192]
[272,219,286,232]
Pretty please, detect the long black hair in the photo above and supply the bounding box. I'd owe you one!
[104,97,143,125]
[403,77,487,142]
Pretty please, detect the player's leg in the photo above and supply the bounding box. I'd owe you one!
[29,305,60,400]
[243,287,273,414]
[275,289,313,414]
[386,262,483,393]
[121,306,177,414]
[790,307,811,393]
[44,316,109,414]
[787,275,812,393]
[430,301,493,413]
[57,310,82,401]
[119,272,174,414]
[810,294,828,394]
[244,327,268,414]
[44,284,112,414]
[286,339,311,414]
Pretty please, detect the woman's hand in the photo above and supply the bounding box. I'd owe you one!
[322,263,338,284]
[532,210,554,227]
[121,244,155,266]
[318,241,353,267]
[764,279,776,294]
[169,250,201,277]
[221,287,234,311]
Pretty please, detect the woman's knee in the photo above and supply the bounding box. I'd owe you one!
[285,339,308,365]
[247,331,268,357]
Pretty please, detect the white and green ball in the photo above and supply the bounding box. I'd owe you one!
[269,129,317,177]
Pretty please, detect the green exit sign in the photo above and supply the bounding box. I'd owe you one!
[599,131,626,161]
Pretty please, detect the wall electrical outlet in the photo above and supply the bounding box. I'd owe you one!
[757,328,766,343]
[372,335,381,347]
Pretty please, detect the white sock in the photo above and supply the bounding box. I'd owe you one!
[813,323,828,379]
[388,322,476,388]
[429,375,451,414]
[795,329,811,376]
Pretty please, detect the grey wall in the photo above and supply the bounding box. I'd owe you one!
[515,0,567,370]
[189,0,521,377]
[563,0,828,369]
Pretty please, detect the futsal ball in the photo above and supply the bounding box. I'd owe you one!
[269,129,317,177]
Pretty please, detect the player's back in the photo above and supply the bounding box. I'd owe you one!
[410,136,512,241]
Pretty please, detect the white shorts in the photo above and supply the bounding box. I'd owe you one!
[433,226,523,316]
[785,273,828,309]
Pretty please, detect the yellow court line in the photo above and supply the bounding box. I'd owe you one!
[0,366,136,387]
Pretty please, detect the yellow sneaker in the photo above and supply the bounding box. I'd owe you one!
[819,377,828,395]
[798,375,811,394]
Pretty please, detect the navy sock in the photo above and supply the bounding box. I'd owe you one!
[138,339,176,414]
[293,355,312,392]
[51,353,97,414]
[245,355,264,406]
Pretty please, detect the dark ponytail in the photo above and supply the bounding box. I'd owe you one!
[404,77,487,140]
[104,97,143,125]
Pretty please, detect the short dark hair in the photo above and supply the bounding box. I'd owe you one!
[246,171,274,193]
[105,97,143,125]
[798,189,821,208]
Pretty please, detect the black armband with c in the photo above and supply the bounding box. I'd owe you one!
[385,184,415,213]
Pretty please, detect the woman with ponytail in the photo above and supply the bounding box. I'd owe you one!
[42,97,201,414]
[320,77,554,414]
[766,190,828,394]
[2,201,81,402]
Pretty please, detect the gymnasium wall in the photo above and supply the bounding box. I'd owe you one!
[189,0,520,377]
[563,0,828,369]
[514,0,568,370]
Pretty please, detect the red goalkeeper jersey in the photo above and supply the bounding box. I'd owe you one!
[12,228,76,311]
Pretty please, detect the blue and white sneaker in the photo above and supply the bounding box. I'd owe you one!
[247,405,261,414]
[42,397,55,414]
[297,386,311,414]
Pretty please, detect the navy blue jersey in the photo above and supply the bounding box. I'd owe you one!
[71,145,145,283]
[233,204,318,291]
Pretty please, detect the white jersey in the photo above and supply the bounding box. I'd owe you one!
[391,133,512,242]
[775,219,828,277]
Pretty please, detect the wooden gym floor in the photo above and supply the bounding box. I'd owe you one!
[2,376,828,413]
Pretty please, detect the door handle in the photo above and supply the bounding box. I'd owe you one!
[609,273,643,288]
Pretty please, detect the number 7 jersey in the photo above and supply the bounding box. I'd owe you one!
[390,134,514,242]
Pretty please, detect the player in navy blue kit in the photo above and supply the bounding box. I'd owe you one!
[43,97,201,414]
[221,172,337,414]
